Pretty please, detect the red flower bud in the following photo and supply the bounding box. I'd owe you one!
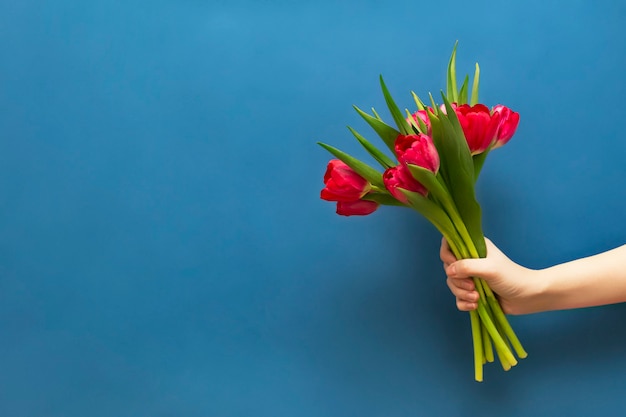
[394,134,440,174]
[455,104,501,155]
[321,160,371,202]
[383,165,427,203]
[491,105,520,149]
[336,200,379,216]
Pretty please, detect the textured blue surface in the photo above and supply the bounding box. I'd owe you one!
[0,1,625,416]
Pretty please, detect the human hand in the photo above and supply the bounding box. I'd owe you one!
[440,238,543,315]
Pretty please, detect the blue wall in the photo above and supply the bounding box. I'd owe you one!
[0,1,625,416]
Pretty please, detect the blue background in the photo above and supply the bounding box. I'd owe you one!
[0,1,625,416]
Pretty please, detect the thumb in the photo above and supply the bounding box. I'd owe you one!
[446,258,497,281]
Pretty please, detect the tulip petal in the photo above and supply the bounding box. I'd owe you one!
[336,200,379,216]
[317,142,384,188]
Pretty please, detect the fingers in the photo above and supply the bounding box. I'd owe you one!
[446,278,479,311]
[445,258,496,281]
[439,237,457,264]
[456,299,478,311]
[446,278,478,300]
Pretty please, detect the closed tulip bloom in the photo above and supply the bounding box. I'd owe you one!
[383,165,427,203]
[394,134,440,174]
[321,160,372,202]
[491,105,520,149]
[455,104,501,155]
[336,200,379,216]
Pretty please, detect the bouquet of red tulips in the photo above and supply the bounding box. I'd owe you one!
[318,44,526,381]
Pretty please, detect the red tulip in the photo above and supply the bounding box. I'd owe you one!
[336,200,379,216]
[455,104,501,155]
[321,160,371,202]
[383,165,427,203]
[491,105,520,149]
[394,134,440,174]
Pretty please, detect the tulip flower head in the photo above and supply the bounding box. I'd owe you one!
[394,133,440,174]
[321,159,372,202]
[491,104,520,149]
[455,104,502,155]
[321,159,379,216]
[383,165,427,203]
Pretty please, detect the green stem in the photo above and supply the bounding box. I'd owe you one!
[475,301,517,367]
[443,237,484,382]
[482,322,494,363]
[470,310,483,382]
[458,233,528,361]
[484,291,528,359]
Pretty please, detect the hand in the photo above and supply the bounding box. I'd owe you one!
[440,238,542,315]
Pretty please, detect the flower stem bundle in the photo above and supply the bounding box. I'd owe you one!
[318,43,525,381]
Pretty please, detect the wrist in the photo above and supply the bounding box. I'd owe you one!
[512,266,551,315]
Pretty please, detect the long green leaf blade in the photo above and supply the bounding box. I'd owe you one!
[400,189,459,243]
[438,94,486,256]
[470,63,480,106]
[411,91,426,111]
[347,127,396,169]
[380,75,412,135]
[362,193,404,206]
[353,105,400,153]
[447,41,459,103]
[459,74,469,105]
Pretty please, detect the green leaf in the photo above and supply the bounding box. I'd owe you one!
[407,164,478,254]
[408,93,429,134]
[353,105,400,153]
[447,41,459,103]
[440,93,470,145]
[471,63,480,106]
[399,189,460,244]
[472,151,489,182]
[379,75,412,135]
[458,74,469,105]
[317,142,385,188]
[411,91,426,111]
[371,107,383,121]
[406,165,449,205]
[437,94,487,256]
[362,193,404,206]
[404,109,420,134]
[347,126,396,169]
[428,93,438,114]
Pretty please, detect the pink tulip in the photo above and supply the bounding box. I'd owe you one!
[336,200,379,216]
[383,165,427,203]
[394,134,440,174]
[321,160,371,202]
[455,104,502,155]
[491,105,520,149]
